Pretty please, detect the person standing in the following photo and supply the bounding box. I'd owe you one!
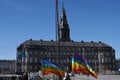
[23,72,28,80]
[15,75,19,80]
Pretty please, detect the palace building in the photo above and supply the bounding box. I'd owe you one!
[16,5,116,73]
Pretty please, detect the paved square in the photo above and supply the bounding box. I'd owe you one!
[70,74,120,80]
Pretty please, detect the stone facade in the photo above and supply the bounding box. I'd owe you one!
[16,40,115,73]
[0,60,16,74]
[16,6,116,74]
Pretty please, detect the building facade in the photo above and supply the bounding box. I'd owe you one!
[16,6,116,73]
[116,58,120,72]
[0,60,16,74]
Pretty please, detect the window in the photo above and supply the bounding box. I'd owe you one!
[101,52,103,55]
[63,52,65,55]
[96,59,98,63]
[30,50,33,54]
[109,57,111,62]
[105,58,108,63]
[79,53,81,55]
[29,66,32,69]
[52,59,55,63]
[35,57,37,63]
[92,59,94,63]
[101,58,104,63]
[60,52,62,56]
[113,59,115,63]
[52,52,54,55]
[64,59,66,63]
[88,53,90,55]
[45,52,47,55]
[48,52,50,56]
[95,53,98,57]
[25,57,27,64]
[60,59,62,63]
[35,51,37,54]
[41,52,43,55]
[35,66,37,69]
[89,59,91,63]
[22,57,24,63]
[67,58,69,63]
[40,59,42,63]
[24,66,27,70]
[30,57,32,63]
[18,59,21,63]
[25,51,28,55]
[92,52,94,55]
[67,53,69,55]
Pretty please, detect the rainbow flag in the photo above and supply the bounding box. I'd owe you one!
[72,54,97,79]
[72,54,90,75]
[42,60,64,77]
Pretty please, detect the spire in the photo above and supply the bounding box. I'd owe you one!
[60,5,68,28]
[59,4,71,41]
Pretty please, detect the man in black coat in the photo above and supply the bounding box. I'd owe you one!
[23,72,28,80]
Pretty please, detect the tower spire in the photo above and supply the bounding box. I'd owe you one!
[59,4,71,41]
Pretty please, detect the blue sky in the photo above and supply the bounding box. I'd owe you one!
[0,0,120,60]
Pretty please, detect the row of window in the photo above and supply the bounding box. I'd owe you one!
[30,52,113,57]
[18,57,114,64]
[17,50,115,64]
[100,52,114,56]
[27,50,114,57]
[101,57,115,63]
[26,58,114,64]
[29,51,97,57]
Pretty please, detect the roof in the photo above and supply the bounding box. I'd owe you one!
[19,39,111,48]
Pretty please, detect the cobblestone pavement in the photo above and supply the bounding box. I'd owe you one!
[70,74,120,80]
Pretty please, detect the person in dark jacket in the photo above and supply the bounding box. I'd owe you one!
[65,72,71,80]
[23,72,28,80]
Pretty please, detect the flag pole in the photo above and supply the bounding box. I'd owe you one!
[55,0,60,64]
[55,0,59,42]
[82,48,89,80]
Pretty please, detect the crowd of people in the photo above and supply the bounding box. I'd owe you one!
[15,71,72,80]
[15,72,28,80]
